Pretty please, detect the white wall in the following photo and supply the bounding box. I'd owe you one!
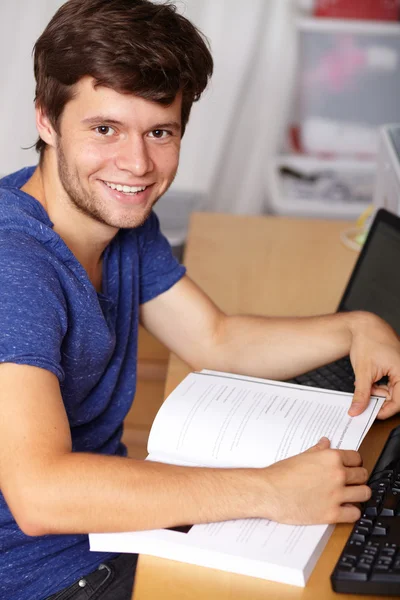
[0,1,65,173]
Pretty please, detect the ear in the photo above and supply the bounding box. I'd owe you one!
[35,105,57,149]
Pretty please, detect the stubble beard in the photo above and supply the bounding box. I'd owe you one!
[56,140,161,229]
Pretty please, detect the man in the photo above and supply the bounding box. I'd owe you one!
[0,1,399,599]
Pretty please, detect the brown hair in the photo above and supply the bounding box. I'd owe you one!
[33,0,213,155]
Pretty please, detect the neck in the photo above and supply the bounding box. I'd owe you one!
[21,154,117,292]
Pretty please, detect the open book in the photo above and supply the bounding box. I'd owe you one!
[89,370,384,587]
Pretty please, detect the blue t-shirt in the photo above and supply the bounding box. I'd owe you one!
[0,167,186,600]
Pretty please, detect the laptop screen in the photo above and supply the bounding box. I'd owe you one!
[339,210,400,336]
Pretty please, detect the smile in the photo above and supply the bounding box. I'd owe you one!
[103,181,148,194]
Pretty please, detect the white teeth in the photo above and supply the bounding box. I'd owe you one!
[105,181,147,194]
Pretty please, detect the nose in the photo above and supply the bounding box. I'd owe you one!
[116,135,154,177]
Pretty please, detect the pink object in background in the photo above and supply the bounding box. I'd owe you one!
[305,36,366,93]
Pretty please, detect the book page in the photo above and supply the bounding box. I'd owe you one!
[147,370,384,468]
[90,516,334,586]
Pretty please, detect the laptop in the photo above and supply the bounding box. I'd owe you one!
[288,207,400,392]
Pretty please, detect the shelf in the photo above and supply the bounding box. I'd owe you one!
[297,16,400,35]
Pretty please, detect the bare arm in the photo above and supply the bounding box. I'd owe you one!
[140,276,400,416]
[140,277,351,378]
[0,364,369,536]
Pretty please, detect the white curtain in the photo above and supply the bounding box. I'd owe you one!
[173,0,299,214]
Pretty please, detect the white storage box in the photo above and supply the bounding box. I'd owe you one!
[266,154,375,219]
[291,18,400,159]
[373,124,400,215]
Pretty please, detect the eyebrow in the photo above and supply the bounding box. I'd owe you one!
[82,117,124,127]
[153,121,182,132]
[81,116,181,132]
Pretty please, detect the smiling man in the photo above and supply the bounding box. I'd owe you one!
[1,1,400,599]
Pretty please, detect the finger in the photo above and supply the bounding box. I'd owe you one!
[334,504,361,524]
[344,466,369,485]
[349,370,372,416]
[338,449,363,467]
[342,484,371,505]
[378,380,400,419]
[305,437,331,453]
[371,384,390,399]
[377,399,400,420]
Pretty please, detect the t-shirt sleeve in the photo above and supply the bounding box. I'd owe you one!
[0,239,67,381]
[137,212,186,304]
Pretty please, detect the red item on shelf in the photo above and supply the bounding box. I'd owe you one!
[314,0,400,21]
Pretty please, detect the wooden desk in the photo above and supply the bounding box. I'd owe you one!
[133,213,400,600]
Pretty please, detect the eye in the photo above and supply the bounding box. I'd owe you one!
[95,125,116,137]
[148,129,170,139]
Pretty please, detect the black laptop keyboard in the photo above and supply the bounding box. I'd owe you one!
[287,356,355,393]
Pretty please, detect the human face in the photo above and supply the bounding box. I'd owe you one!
[53,77,182,229]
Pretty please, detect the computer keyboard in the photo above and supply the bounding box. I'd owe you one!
[331,424,400,596]
[288,356,355,392]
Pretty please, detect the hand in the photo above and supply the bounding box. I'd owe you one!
[260,437,370,525]
[347,312,400,418]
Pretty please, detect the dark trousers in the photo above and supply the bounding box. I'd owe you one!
[45,554,138,600]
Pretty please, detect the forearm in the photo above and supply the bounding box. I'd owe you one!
[17,440,372,535]
[13,453,261,536]
[202,311,366,380]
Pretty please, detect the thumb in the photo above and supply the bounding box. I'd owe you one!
[306,436,331,453]
[349,371,371,416]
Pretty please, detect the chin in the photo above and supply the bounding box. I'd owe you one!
[107,208,153,230]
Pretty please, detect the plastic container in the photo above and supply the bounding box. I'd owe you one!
[266,154,375,219]
[290,18,400,159]
[373,124,400,215]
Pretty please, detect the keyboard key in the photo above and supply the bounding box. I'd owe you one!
[356,562,372,572]
[373,564,390,573]
[349,540,364,548]
[380,547,396,557]
[363,548,378,556]
[359,518,373,528]
[370,481,389,491]
[372,522,388,536]
[380,491,400,516]
[335,568,368,581]
[364,498,382,516]
[366,541,381,548]
[384,542,397,549]
[343,546,363,560]
[351,532,366,543]
[377,557,393,566]
[339,556,356,568]
[358,554,374,564]
[355,525,370,535]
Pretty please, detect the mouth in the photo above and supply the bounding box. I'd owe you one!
[103,180,149,196]
[100,179,155,206]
